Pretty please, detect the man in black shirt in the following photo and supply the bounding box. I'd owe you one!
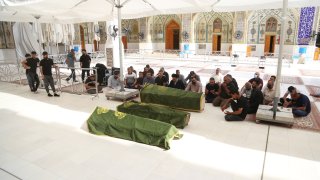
[21,53,32,91]
[134,71,144,89]
[80,49,91,82]
[221,91,248,121]
[146,64,154,76]
[205,78,219,103]
[160,67,169,84]
[155,70,168,86]
[247,79,263,114]
[21,51,40,92]
[248,72,263,90]
[40,51,60,97]
[213,75,238,107]
[168,74,185,90]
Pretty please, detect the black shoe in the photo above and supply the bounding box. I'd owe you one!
[73,80,78,82]
[54,93,60,97]
[66,78,70,82]
[48,93,53,97]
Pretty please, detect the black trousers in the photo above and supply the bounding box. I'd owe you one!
[82,69,90,81]
[27,72,40,91]
[67,69,76,81]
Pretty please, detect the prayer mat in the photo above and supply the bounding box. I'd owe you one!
[117,101,190,129]
[87,106,182,150]
[140,84,205,112]
[299,69,320,77]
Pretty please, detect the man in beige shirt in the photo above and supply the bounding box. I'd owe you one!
[262,80,276,105]
[185,76,202,93]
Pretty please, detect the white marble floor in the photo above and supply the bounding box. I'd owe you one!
[1,59,320,180]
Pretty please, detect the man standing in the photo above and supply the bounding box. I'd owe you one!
[155,70,168,86]
[168,74,185,90]
[21,51,40,92]
[80,49,91,82]
[221,91,248,121]
[185,76,202,93]
[205,78,219,103]
[40,52,60,97]
[66,49,77,82]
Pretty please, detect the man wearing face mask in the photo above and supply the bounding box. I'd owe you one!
[262,80,276,105]
[185,76,202,93]
[248,72,263,90]
[107,70,121,89]
[247,79,263,114]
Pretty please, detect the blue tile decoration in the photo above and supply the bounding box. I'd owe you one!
[298,7,315,45]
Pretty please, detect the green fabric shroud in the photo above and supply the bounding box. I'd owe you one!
[140,84,205,112]
[87,106,182,150]
[117,101,190,129]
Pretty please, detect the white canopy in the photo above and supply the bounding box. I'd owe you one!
[0,0,320,23]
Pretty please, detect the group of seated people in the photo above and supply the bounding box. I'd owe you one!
[85,64,315,121]
[211,72,312,121]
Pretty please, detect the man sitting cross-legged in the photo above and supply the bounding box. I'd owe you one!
[205,77,219,103]
[84,75,102,94]
[168,74,185,90]
[247,79,263,114]
[221,91,248,121]
[185,76,202,93]
[213,75,238,108]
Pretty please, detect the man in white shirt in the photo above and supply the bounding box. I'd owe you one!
[212,68,223,84]
[262,80,276,105]
[124,67,137,89]
[108,71,121,89]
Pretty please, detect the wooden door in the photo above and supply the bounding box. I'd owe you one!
[122,36,128,49]
[264,35,276,55]
[264,35,271,54]
[212,35,221,52]
[165,20,180,50]
[80,25,85,50]
[93,40,98,51]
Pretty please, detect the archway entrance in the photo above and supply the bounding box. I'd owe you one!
[212,35,221,52]
[264,35,276,54]
[165,20,180,50]
[212,18,222,52]
[80,25,85,50]
[264,17,278,55]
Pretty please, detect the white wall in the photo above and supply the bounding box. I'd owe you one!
[0,49,17,63]
[127,43,139,49]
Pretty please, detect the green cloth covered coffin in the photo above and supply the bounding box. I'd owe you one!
[140,84,205,112]
[117,101,190,129]
[87,106,182,150]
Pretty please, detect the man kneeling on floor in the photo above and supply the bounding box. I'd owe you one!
[84,75,102,94]
[281,86,311,117]
[221,91,248,121]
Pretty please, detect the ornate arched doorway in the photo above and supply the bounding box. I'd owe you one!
[212,18,222,52]
[165,20,180,50]
[264,17,277,55]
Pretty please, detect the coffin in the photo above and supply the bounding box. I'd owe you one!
[140,84,204,112]
[87,106,182,150]
[117,101,190,129]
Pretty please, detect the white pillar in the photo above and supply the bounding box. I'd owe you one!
[273,0,288,117]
